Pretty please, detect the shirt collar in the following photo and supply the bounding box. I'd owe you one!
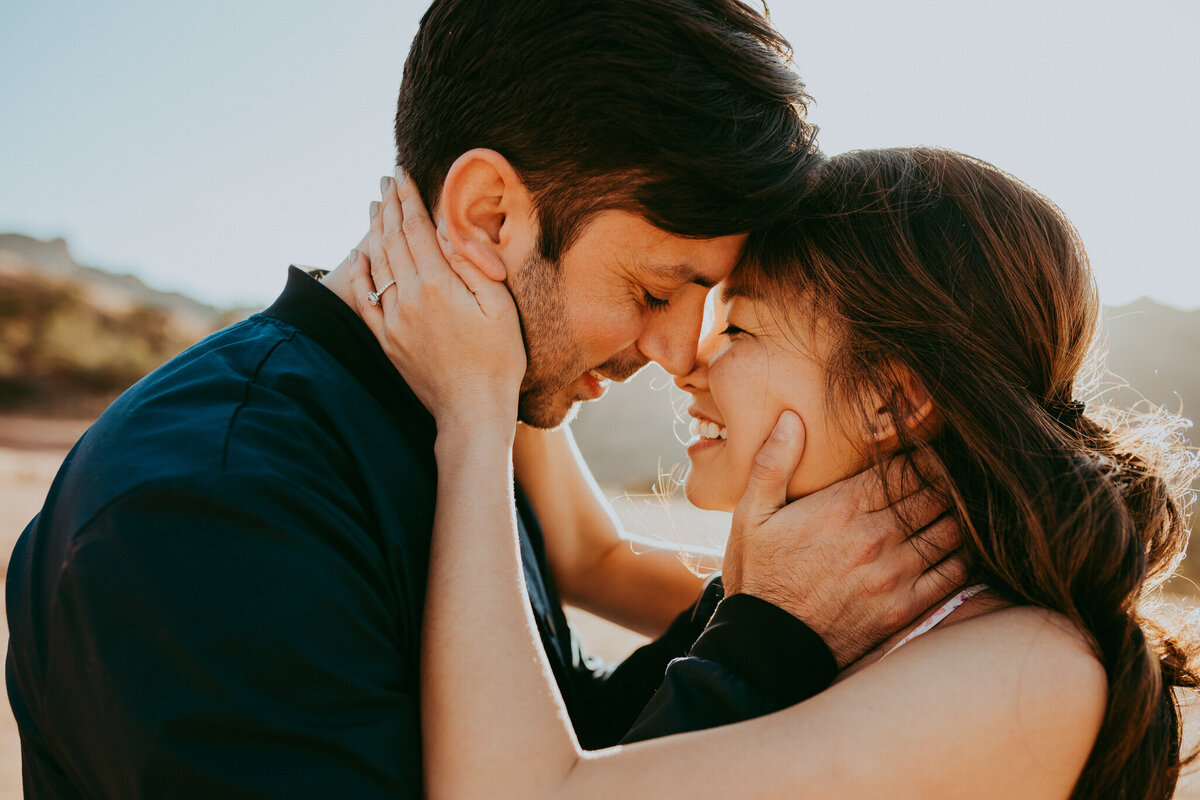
[261,266,435,450]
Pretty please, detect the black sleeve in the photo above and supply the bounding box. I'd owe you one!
[38,474,422,799]
[562,574,726,749]
[621,593,837,743]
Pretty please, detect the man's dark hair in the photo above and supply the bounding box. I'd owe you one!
[395,0,820,261]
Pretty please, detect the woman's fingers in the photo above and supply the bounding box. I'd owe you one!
[391,168,445,279]
[346,247,387,340]
[390,167,506,296]
[366,190,400,316]
[379,175,417,283]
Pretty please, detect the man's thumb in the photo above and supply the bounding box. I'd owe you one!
[742,410,805,515]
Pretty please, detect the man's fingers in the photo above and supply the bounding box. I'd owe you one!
[880,484,950,537]
[852,451,942,513]
[912,553,968,603]
[908,513,959,564]
[736,410,805,521]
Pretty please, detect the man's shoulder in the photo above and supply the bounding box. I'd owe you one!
[52,313,420,530]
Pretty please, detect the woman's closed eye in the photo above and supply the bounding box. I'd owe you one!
[720,323,748,337]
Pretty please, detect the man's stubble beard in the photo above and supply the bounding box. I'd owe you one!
[510,250,647,429]
[510,250,587,430]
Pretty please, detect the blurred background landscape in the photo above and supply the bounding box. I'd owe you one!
[3,0,1198,794]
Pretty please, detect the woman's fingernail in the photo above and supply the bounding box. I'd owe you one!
[348,248,358,264]
[394,165,407,185]
[369,201,380,218]
[380,175,391,193]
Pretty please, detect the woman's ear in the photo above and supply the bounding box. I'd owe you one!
[863,366,937,448]
[437,149,537,282]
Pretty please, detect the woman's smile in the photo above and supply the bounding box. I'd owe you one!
[676,291,871,512]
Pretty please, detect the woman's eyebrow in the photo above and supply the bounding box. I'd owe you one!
[720,283,758,303]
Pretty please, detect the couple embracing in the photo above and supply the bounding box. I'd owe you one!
[7,1,1196,798]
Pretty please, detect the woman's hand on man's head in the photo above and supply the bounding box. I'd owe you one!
[346,168,526,433]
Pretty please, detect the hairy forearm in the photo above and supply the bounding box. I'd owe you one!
[516,425,711,636]
[570,544,710,636]
[422,429,582,799]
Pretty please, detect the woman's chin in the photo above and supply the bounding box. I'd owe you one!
[683,475,737,513]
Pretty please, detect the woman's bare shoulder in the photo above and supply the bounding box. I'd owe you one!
[776,604,1109,799]
[892,604,1108,728]
[956,603,1104,660]
[564,604,1110,800]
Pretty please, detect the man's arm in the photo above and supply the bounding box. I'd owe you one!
[555,573,726,749]
[514,424,711,637]
[31,474,421,798]
[622,594,834,742]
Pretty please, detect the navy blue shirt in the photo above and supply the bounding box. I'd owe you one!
[5,268,737,798]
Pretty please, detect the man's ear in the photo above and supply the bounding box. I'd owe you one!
[437,149,537,282]
[863,366,937,448]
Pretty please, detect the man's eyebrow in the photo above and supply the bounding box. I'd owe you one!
[649,262,718,288]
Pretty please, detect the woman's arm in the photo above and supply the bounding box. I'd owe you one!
[515,423,711,636]
[355,172,1106,799]
[431,420,1106,799]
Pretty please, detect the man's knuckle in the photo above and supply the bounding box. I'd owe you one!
[854,534,884,565]
[867,567,898,596]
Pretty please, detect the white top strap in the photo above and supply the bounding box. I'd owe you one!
[881,583,990,659]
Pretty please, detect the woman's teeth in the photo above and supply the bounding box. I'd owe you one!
[689,418,727,440]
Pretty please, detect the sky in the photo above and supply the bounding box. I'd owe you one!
[1,1,1197,310]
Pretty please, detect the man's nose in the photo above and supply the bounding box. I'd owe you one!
[638,292,705,377]
[673,329,718,393]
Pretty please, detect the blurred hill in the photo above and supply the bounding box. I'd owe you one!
[0,234,255,414]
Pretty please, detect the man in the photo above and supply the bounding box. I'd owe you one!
[7,2,954,797]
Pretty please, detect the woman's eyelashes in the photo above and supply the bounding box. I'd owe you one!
[720,322,747,337]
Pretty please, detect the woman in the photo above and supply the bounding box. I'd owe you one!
[352,148,1197,798]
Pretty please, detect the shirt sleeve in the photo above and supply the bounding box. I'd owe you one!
[620,593,837,743]
[36,473,422,799]
[559,574,726,749]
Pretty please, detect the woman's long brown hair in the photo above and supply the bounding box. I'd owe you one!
[744,148,1200,799]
